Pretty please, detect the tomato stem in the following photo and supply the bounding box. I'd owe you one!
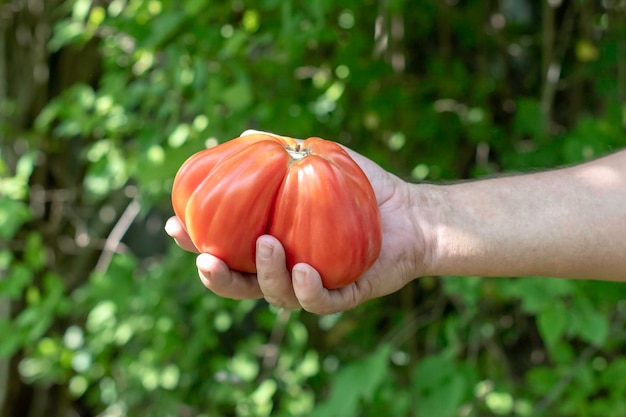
[286,144,309,161]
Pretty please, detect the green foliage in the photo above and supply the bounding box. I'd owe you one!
[1,0,626,416]
[304,344,392,417]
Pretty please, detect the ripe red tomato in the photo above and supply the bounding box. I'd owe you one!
[171,133,382,289]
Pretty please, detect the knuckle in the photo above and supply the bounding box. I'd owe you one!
[264,296,298,310]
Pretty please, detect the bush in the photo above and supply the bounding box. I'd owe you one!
[1,1,625,416]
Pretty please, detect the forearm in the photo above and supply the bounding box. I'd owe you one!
[418,150,626,281]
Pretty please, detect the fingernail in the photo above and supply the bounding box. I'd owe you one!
[241,129,257,136]
[257,241,273,260]
[293,267,306,285]
[164,217,176,236]
[196,253,213,270]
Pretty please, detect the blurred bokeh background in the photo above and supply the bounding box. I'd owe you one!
[1,0,626,416]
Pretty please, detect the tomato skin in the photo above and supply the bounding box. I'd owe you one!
[171,134,382,289]
[171,135,290,225]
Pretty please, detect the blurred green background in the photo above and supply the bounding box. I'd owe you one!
[1,0,626,416]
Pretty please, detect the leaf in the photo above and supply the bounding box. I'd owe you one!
[144,12,186,48]
[501,277,573,314]
[0,197,31,239]
[573,363,595,394]
[413,354,455,390]
[0,319,22,357]
[526,366,560,395]
[221,78,253,111]
[601,358,626,394]
[413,354,467,417]
[0,264,33,298]
[575,310,609,346]
[24,232,46,271]
[417,374,465,417]
[48,20,87,52]
[537,301,568,349]
[442,276,483,308]
[513,98,546,139]
[569,295,610,346]
[309,344,391,417]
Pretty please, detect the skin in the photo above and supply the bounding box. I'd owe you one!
[165,131,626,315]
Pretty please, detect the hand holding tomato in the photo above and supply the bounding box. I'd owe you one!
[165,130,432,314]
[171,133,382,289]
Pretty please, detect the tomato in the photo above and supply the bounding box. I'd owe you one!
[171,133,382,289]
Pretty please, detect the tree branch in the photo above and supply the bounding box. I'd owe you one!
[94,197,141,273]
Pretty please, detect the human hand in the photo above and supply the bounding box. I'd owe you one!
[165,130,432,314]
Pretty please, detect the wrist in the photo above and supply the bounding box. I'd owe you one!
[404,182,445,278]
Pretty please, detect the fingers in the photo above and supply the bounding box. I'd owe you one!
[240,129,302,143]
[166,215,265,300]
[193,234,302,309]
[167,212,365,313]
[196,241,365,313]
[254,235,362,313]
[164,216,199,253]
[255,236,301,309]
[240,129,281,138]
[291,265,363,315]
[196,253,263,300]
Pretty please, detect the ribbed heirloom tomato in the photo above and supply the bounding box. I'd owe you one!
[171,133,382,289]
